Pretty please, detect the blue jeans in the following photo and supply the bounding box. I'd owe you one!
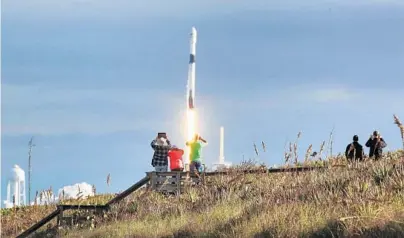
[155,165,168,172]
[190,161,202,172]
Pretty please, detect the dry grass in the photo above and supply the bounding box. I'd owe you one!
[0,194,116,237]
[2,114,404,237]
[3,151,404,238]
[394,114,404,150]
[60,152,403,238]
[1,205,56,236]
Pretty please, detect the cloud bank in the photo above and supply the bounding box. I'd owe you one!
[3,82,403,136]
[1,84,183,135]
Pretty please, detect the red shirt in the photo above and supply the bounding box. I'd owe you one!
[168,149,184,170]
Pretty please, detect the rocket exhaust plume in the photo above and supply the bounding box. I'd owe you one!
[186,27,197,167]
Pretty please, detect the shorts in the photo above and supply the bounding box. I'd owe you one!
[155,165,168,172]
[190,161,202,172]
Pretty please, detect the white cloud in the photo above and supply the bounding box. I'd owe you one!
[27,182,95,205]
[2,84,176,108]
[205,82,404,113]
[2,82,403,136]
[308,87,358,103]
[215,83,359,110]
[278,84,360,104]
[33,190,57,206]
[2,84,183,135]
[58,182,94,200]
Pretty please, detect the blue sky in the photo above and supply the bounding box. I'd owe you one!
[2,0,404,204]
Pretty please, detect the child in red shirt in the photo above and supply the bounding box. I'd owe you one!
[168,145,184,171]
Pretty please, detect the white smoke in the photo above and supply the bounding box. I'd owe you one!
[33,190,57,205]
[3,201,13,208]
[27,182,95,206]
[58,182,94,200]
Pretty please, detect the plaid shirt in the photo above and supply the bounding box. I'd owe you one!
[151,139,171,167]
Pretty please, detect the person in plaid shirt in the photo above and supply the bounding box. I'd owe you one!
[151,135,172,172]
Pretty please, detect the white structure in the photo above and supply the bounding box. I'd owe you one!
[219,126,225,164]
[213,126,232,170]
[3,165,26,208]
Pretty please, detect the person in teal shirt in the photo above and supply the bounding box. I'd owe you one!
[186,134,208,173]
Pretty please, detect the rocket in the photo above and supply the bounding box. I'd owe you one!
[187,27,197,109]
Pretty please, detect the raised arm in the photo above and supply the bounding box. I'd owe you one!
[345,144,350,158]
[164,139,172,149]
[199,136,207,143]
[151,139,157,149]
[365,138,372,147]
[378,138,387,148]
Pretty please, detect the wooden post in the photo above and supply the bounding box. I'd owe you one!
[145,172,152,190]
[176,172,181,195]
[151,172,157,190]
[57,206,63,228]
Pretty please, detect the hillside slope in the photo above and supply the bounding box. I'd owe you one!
[67,153,404,237]
[2,152,404,238]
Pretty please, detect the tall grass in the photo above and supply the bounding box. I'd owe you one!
[394,114,404,150]
[3,151,403,238]
[2,114,404,237]
[60,152,403,238]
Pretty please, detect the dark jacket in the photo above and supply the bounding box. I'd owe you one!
[365,137,387,159]
[345,141,364,161]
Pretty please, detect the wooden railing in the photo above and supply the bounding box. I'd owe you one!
[17,176,150,238]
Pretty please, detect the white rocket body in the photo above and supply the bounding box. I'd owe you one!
[187,27,197,109]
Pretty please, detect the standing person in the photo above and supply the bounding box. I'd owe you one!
[345,135,364,162]
[365,131,387,160]
[168,145,184,171]
[151,134,172,172]
[186,134,208,173]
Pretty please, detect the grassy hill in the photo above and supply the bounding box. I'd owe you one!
[2,150,404,238]
[3,114,404,237]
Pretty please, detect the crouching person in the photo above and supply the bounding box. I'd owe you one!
[168,145,184,185]
[168,145,184,172]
